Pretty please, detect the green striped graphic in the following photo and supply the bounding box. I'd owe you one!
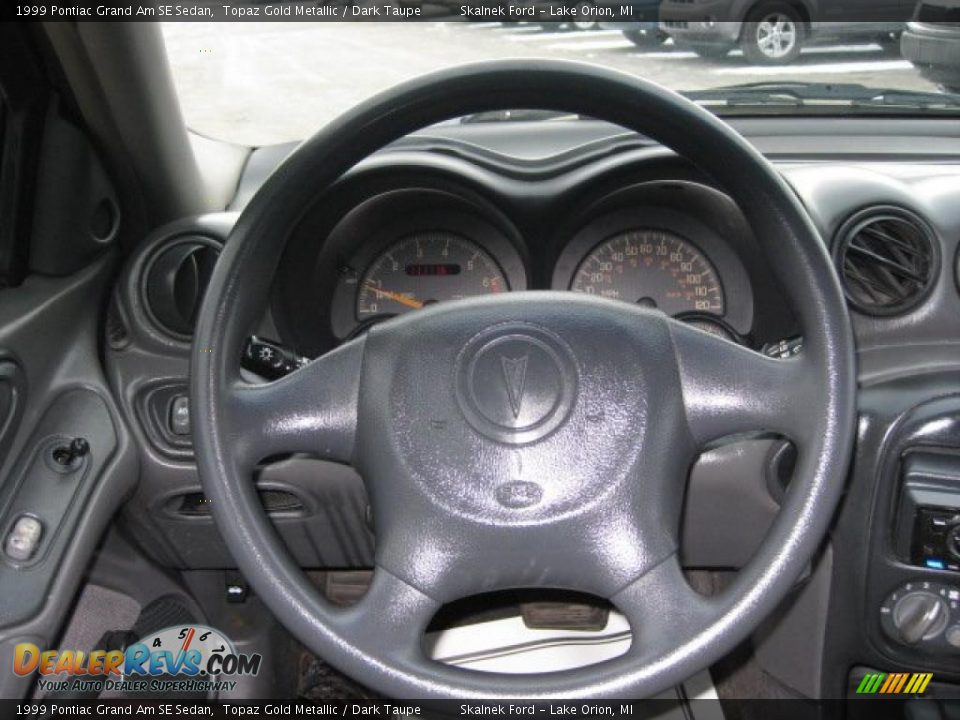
[856,673,886,694]
[856,672,933,695]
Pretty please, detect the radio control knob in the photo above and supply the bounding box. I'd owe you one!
[947,625,960,649]
[892,591,949,645]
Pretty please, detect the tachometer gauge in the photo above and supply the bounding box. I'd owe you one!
[356,231,508,320]
[570,229,725,316]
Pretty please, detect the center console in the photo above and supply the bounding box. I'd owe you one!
[822,379,960,699]
[877,453,960,654]
[896,453,960,575]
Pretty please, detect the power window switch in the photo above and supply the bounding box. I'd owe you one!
[4,516,43,562]
[169,395,191,436]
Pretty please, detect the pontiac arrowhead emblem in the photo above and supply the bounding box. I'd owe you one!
[455,325,577,444]
[499,354,528,419]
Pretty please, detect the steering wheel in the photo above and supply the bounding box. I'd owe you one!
[191,60,855,699]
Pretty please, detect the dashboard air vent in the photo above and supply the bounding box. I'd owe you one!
[833,207,939,316]
[143,236,221,338]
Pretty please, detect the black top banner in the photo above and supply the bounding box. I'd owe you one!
[2,0,920,23]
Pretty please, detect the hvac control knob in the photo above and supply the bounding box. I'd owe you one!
[892,591,949,645]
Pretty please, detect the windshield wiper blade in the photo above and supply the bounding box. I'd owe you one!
[857,87,960,109]
[684,82,960,110]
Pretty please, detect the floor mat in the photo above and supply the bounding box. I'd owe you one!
[102,594,208,700]
[711,640,815,720]
[131,594,197,638]
[298,651,378,700]
[34,584,141,700]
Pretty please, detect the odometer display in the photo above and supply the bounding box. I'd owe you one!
[570,229,725,316]
[357,231,508,320]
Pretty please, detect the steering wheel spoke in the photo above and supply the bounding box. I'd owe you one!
[611,554,716,660]
[336,565,442,663]
[224,337,364,469]
[668,318,818,446]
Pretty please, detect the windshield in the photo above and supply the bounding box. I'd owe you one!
[161,18,960,146]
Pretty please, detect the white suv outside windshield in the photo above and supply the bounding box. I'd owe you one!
[162,21,950,146]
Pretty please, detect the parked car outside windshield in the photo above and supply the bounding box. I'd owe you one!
[161,18,960,146]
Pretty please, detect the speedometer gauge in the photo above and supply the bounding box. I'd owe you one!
[570,229,725,316]
[356,231,508,320]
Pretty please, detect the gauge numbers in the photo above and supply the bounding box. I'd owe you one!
[356,231,508,320]
[571,229,725,316]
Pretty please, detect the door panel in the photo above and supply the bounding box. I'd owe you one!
[0,29,139,699]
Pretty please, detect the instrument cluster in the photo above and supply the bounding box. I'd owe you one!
[278,178,765,357]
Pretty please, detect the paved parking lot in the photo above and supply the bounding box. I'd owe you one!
[162,21,935,146]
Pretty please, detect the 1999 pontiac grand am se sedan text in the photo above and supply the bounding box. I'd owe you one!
[0,15,959,715]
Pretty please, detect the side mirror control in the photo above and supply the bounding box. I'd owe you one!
[51,437,90,471]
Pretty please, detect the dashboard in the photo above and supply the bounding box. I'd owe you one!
[254,120,960,387]
[112,118,960,418]
[98,115,960,700]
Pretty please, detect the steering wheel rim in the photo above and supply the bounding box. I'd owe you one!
[191,59,856,699]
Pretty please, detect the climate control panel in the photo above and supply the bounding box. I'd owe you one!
[881,580,960,652]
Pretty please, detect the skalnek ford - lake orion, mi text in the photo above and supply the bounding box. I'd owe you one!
[460,2,618,18]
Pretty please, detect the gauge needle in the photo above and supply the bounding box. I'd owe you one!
[366,284,424,310]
